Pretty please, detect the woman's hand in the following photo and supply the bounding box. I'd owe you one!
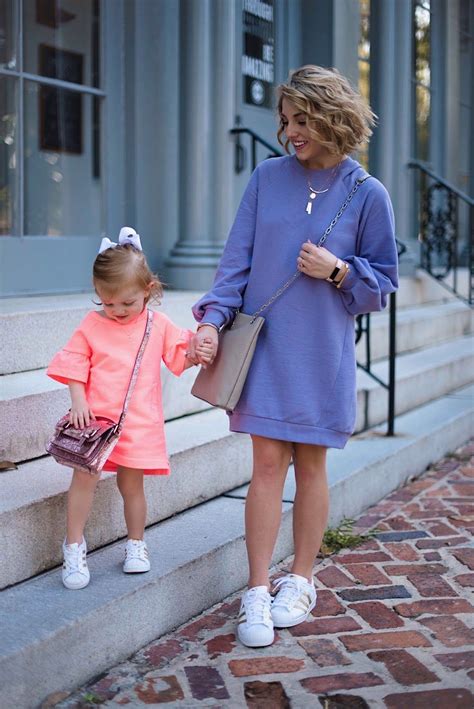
[68,381,95,429]
[189,325,219,369]
[298,240,338,280]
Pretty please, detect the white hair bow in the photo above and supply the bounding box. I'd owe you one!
[99,227,142,254]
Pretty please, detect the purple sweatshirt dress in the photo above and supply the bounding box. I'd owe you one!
[193,155,399,448]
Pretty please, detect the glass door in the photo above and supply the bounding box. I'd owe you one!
[0,0,119,295]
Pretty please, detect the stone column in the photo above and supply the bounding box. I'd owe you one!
[443,0,460,185]
[370,0,397,190]
[370,0,417,272]
[332,0,360,87]
[165,0,224,290]
[210,0,237,258]
[430,0,448,177]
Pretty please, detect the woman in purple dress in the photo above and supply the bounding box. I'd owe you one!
[190,66,398,647]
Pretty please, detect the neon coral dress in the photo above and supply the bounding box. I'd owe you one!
[47,307,192,475]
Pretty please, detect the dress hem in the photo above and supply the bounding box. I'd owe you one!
[104,454,170,476]
[228,412,350,449]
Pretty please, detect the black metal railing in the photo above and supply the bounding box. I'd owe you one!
[230,125,283,173]
[355,240,406,436]
[231,125,401,436]
[408,159,474,306]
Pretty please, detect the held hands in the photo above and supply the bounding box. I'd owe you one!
[298,240,338,280]
[189,325,219,369]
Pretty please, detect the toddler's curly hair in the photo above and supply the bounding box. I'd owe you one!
[93,245,162,304]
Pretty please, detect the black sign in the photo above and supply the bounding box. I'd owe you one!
[242,0,274,108]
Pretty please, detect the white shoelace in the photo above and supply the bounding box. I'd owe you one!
[272,576,307,609]
[245,589,271,624]
[64,544,86,574]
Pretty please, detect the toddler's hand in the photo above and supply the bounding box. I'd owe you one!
[188,326,219,364]
[69,402,96,429]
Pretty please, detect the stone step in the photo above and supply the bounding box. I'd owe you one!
[0,384,472,709]
[356,334,474,430]
[0,273,459,376]
[0,361,210,463]
[362,299,473,362]
[0,290,201,376]
[1,334,472,463]
[0,409,252,590]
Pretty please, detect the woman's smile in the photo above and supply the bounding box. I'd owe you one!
[292,140,309,152]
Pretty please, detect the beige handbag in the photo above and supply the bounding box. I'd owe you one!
[191,268,300,411]
[192,177,370,412]
[191,312,265,411]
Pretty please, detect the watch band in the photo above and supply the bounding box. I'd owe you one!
[336,263,350,288]
[326,258,343,283]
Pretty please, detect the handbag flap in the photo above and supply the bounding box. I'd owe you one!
[57,417,117,443]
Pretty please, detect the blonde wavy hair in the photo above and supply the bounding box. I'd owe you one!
[93,245,162,304]
[276,65,376,157]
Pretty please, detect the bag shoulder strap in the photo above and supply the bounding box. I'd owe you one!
[251,175,371,320]
[117,309,154,431]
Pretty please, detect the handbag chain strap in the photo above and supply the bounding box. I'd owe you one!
[250,175,371,321]
[116,309,154,432]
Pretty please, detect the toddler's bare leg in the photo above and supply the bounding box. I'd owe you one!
[66,468,100,544]
[116,467,146,539]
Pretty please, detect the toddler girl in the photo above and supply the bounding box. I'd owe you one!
[47,227,212,589]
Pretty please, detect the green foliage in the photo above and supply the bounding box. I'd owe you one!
[80,692,103,705]
[320,517,377,556]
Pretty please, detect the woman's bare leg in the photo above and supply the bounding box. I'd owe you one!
[245,435,293,588]
[291,443,329,580]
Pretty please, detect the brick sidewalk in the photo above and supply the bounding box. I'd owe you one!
[47,443,474,708]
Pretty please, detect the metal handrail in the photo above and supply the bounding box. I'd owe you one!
[230,126,283,173]
[230,125,399,436]
[408,160,473,306]
[408,160,474,206]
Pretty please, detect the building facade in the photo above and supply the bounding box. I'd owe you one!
[1,0,472,296]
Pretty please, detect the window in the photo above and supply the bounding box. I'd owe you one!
[358,0,370,170]
[0,0,104,236]
[413,0,431,163]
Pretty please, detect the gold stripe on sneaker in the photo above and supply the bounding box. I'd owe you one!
[294,601,309,611]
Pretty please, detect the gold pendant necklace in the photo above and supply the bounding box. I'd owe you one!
[305,162,341,215]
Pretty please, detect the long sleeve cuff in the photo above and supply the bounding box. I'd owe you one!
[200,308,227,330]
[336,265,358,292]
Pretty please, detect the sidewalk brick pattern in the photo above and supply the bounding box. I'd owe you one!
[47,442,474,708]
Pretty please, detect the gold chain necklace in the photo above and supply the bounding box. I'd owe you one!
[305,161,342,215]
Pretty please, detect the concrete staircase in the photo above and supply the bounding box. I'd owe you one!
[0,271,473,709]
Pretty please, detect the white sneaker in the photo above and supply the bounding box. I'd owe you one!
[123,539,151,573]
[237,586,274,647]
[62,538,90,590]
[271,573,317,628]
